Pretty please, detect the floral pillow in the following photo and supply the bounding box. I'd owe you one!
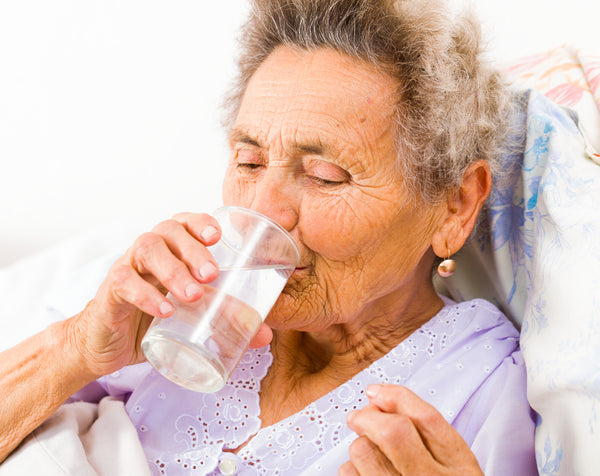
[437,46,600,475]
[506,45,600,161]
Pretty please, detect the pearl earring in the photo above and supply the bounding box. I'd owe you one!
[437,249,456,278]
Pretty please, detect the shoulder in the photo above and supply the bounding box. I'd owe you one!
[433,296,520,342]
[380,297,524,424]
[440,295,511,318]
[436,299,537,473]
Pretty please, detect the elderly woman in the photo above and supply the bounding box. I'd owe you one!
[0,0,537,474]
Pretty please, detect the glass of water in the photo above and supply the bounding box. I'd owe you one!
[141,206,300,393]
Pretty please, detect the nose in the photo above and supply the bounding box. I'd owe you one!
[250,168,299,233]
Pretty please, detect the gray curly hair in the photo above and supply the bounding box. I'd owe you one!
[224,0,513,204]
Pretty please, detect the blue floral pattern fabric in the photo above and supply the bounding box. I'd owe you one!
[439,88,600,475]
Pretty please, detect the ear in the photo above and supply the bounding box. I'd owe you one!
[431,160,492,258]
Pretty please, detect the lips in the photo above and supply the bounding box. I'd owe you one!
[292,255,312,275]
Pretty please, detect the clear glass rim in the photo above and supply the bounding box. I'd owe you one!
[213,206,300,265]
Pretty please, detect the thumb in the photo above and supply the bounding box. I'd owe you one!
[249,323,273,348]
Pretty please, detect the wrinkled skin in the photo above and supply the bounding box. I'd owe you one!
[224,47,447,345]
[70,212,223,378]
[69,46,490,473]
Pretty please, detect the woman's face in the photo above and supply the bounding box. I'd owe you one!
[223,47,444,333]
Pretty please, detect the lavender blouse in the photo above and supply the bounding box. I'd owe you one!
[71,297,537,475]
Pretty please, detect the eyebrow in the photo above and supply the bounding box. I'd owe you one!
[296,142,324,156]
[229,128,330,156]
[229,129,261,148]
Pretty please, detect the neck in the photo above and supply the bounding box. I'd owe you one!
[259,281,444,425]
[278,286,442,377]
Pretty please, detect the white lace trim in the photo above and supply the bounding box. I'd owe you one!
[132,299,513,475]
[152,348,273,474]
[232,303,463,474]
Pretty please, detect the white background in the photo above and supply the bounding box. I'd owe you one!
[1,0,598,266]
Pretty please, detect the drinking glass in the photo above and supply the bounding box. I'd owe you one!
[141,206,300,392]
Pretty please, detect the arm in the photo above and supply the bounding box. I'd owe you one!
[0,212,226,463]
[0,317,96,461]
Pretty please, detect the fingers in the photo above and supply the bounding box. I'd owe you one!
[150,214,221,282]
[346,403,434,474]
[338,461,361,476]
[124,214,221,306]
[97,212,222,322]
[249,323,273,348]
[171,212,221,246]
[365,385,475,467]
[129,232,202,302]
[346,436,398,475]
[345,385,483,475]
[106,261,176,319]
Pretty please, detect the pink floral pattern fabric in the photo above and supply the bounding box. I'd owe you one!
[505,46,600,160]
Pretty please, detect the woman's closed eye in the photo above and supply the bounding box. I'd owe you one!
[237,162,263,170]
[234,148,265,174]
[308,175,346,187]
[303,158,351,187]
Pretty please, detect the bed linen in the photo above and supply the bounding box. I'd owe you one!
[1,47,599,475]
[0,396,150,476]
[4,265,537,476]
[438,47,600,475]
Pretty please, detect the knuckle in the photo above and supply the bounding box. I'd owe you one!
[417,406,441,428]
[171,212,193,222]
[105,265,136,305]
[379,425,397,442]
[134,232,163,259]
[160,266,182,285]
[162,259,192,287]
[378,384,406,406]
[108,263,132,289]
[134,290,157,312]
[152,218,181,235]
[382,416,411,441]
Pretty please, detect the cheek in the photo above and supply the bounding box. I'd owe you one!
[222,170,253,207]
[300,202,367,261]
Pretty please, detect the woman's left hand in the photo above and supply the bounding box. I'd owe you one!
[339,384,483,476]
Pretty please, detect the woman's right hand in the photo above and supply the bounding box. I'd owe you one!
[65,212,222,378]
[0,211,273,463]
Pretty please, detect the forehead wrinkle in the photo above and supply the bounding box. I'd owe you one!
[244,82,376,156]
[239,114,332,164]
[278,93,396,166]
[234,48,400,178]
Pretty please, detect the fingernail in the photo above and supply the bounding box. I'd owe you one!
[199,261,218,279]
[185,283,202,298]
[347,410,356,424]
[159,301,173,316]
[200,225,218,242]
[366,384,380,399]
